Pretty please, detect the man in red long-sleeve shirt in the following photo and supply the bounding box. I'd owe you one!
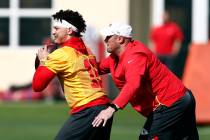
[92,22,199,140]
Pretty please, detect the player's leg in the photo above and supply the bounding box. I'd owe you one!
[139,105,172,140]
[139,90,199,140]
[180,90,199,140]
[54,105,113,140]
[88,114,113,140]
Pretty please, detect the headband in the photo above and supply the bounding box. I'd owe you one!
[53,19,78,32]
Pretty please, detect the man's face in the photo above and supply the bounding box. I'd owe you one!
[163,12,170,23]
[104,35,120,53]
[52,26,69,44]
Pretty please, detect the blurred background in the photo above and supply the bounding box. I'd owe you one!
[0,0,210,139]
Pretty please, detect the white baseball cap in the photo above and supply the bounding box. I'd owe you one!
[100,22,132,39]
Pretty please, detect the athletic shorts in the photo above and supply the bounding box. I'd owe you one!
[139,90,199,140]
[55,105,113,140]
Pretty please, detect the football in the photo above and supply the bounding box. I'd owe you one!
[34,38,58,69]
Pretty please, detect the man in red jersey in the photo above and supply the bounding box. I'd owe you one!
[32,10,112,140]
[149,11,184,74]
[92,22,199,140]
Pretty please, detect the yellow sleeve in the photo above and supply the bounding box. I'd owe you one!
[44,48,73,74]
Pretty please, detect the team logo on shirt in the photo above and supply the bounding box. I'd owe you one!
[128,59,134,64]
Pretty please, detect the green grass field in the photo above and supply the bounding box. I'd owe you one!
[0,102,209,140]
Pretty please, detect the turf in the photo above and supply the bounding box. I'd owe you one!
[0,102,209,140]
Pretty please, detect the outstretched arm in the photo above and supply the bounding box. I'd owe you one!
[92,53,147,127]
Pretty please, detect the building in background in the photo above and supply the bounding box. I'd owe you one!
[0,0,129,91]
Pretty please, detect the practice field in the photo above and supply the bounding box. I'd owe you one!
[0,102,209,140]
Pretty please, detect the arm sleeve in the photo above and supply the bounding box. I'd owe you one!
[174,25,184,41]
[113,53,147,109]
[32,66,56,92]
[149,27,157,41]
[98,56,111,75]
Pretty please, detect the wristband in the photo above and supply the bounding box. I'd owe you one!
[109,103,118,112]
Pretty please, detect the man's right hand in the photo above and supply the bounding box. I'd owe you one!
[92,106,115,127]
[37,45,49,65]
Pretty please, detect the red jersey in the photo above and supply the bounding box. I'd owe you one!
[150,22,184,55]
[98,40,186,117]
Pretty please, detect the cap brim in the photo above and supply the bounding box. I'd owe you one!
[100,27,114,39]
